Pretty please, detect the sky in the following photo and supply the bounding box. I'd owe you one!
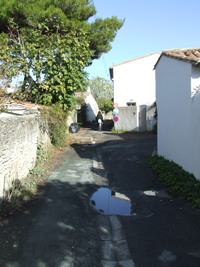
[86,0,200,81]
[11,0,200,86]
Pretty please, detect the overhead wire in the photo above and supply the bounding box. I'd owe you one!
[91,0,110,78]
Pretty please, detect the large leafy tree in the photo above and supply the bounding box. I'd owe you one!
[89,76,113,113]
[0,0,124,58]
[0,20,92,109]
[0,0,124,109]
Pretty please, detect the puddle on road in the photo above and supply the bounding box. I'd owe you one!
[90,187,131,215]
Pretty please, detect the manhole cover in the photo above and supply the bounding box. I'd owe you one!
[90,187,131,215]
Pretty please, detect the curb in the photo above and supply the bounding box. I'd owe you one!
[93,147,136,267]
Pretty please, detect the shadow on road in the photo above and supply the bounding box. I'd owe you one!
[0,177,102,267]
[0,133,157,267]
[2,130,200,267]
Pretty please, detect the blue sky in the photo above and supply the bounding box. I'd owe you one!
[86,0,200,80]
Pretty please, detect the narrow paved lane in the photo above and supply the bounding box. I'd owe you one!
[1,125,200,267]
[98,130,200,267]
[0,144,102,267]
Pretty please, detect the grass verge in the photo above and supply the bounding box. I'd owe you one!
[146,155,200,209]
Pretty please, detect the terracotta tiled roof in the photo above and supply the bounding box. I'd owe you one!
[109,52,161,69]
[74,92,90,100]
[1,97,45,109]
[154,48,200,69]
[20,101,44,109]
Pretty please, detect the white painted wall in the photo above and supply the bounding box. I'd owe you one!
[191,65,200,98]
[85,91,99,122]
[156,55,200,179]
[113,53,160,107]
[191,66,200,179]
[112,53,160,131]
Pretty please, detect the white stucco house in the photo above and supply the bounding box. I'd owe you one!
[74,87,99,123]
[155,47,200,179]
[109,52,160,131]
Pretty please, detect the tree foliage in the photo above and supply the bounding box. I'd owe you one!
[0,0,124,109]
[89,76,113,113]
[0,19,92,109]
[89,76,113,100]
[98,98,113,114]
[0,0,124,59]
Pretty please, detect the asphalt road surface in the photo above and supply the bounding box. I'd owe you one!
[1,123,200,267]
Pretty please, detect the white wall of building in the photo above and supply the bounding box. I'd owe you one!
[113,53,160,107]
[191,65,200,98]
[191,66,200,179]
[112,53,160,131]
[156,55,200,179]
[85,93,99,122]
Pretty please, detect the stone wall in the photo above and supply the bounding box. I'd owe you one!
[0,114,50,202]
[66,109,77,132]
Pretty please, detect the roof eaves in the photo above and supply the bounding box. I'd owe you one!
[154,48,200,69]
[74,92,90,100]
[164,51,200,64]
[109,52,161,69]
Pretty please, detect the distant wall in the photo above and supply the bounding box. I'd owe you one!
[114,105,156,131]
[146,104,157,131]
[66,109,77,131]
[115,106,137,131]
[113,53,160,107]
[0,114,50,202]
[102,111,113,120]
[85,94,99,122]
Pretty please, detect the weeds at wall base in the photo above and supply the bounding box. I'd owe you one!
[0,105,73,216]
[146,155,200,210]
[1,144,56,216]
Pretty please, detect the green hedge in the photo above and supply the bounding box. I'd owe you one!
[146,155,200,209]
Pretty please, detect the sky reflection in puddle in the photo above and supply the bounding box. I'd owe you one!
[90,187,131,215]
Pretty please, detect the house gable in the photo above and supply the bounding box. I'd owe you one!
[110,52,160,132]
[111,52,161,107]
[110,52,160,80]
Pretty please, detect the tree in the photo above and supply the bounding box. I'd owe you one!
[0,20,92,109]
[89,76,113,100]
[98,98,113,114]
[0,0,124,59]
[0,0,124,109]
[0,0,125,59]
[89,76,113,113]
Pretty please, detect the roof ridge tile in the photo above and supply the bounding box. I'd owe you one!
[155,47,200,68]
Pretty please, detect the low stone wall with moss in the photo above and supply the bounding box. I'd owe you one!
[0,114,50,203]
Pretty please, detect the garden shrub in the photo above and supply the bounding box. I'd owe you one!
[146,155,200,209]
[41,105,68,147]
